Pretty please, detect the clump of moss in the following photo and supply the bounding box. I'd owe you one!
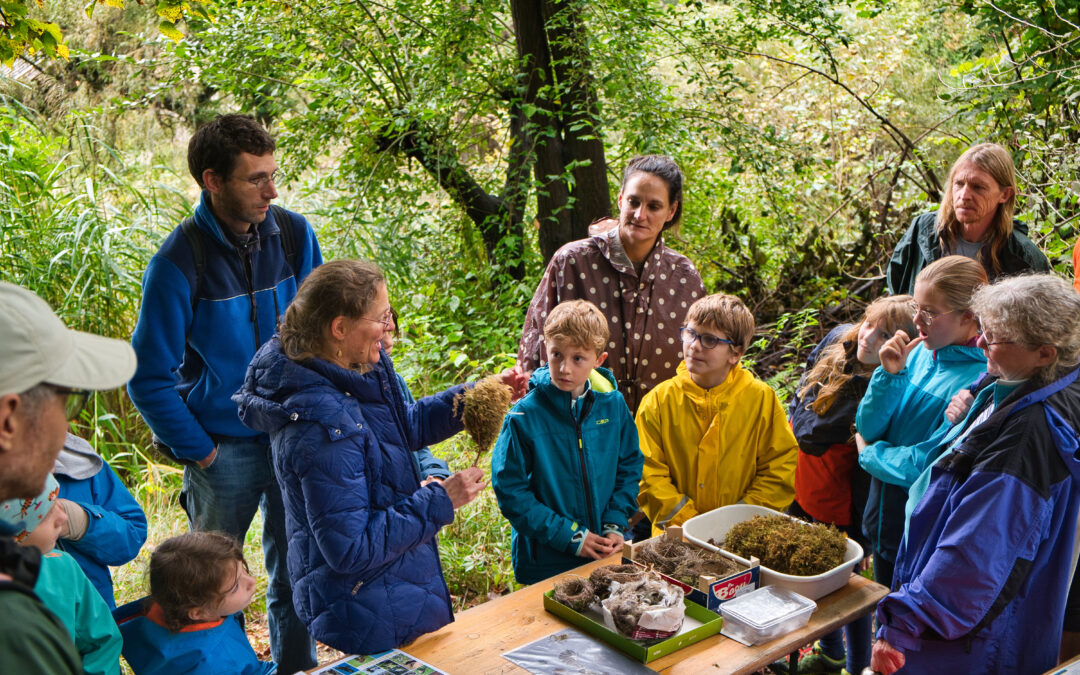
[452,374,512,465]
[634,539,740,586]
[553,576,595,612]
[719,515,847,576]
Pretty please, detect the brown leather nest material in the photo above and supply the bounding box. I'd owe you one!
[552,575,595,612]
[635,539,740,585]
[589,564,645,600]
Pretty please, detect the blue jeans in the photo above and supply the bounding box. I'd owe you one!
[182,437,316,672]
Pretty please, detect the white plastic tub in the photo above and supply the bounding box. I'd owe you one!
[682,504,863,600]
[719,586,816,645]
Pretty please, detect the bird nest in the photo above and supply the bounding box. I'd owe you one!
[452,374,512,465]
[552,575,595,613]
[588,564,645,600]
[633,538,740,585]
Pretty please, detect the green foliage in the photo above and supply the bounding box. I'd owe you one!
[0,96,189,494]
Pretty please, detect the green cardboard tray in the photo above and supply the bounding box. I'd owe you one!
[543,590,723,663]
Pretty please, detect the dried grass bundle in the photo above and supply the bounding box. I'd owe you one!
[452,374,512,465]
[588,564,645,600]
[552,575,595,612]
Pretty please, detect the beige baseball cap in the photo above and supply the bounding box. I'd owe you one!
[0,282,137,396]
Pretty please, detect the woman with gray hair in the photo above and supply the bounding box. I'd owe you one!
[887,143,1049,294]
[871,273,1080,674]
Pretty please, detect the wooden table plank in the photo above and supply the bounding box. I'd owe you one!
[403,558,888,674]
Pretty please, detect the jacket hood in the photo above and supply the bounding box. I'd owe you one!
[528,365,617,393]
[234,337,382,439]
[673,360,753,401]
[193,189,283,249]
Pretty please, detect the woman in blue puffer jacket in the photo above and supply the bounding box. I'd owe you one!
[235,260,524,655]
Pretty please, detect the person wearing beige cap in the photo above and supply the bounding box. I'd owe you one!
[0,281,136,674]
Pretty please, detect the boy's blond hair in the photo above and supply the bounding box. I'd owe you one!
[543,299,609,356]
[685,294,754,352]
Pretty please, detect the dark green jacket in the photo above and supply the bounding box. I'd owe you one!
[887,212,1050,295]
[0,538,83,674]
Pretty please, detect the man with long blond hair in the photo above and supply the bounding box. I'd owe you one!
[888,142,1049,295]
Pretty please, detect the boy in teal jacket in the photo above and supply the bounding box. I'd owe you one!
[494,300,643,585]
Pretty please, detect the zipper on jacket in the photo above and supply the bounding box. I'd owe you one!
[574,394,598,532]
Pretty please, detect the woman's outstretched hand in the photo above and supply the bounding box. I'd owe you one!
[441,466,487,509]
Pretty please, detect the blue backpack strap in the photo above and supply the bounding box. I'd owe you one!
[178,216,205,311]
[270,204,299,279]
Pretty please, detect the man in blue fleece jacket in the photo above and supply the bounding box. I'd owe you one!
[127,113,321,672]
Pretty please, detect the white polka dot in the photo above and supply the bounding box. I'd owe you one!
[569,257,576,265]
[637,307,644,314]
[625,322,631,329]
[670,312,676,319]
[644,333,652,341]
[664,362,671,369]
[600,302,607,309]
[568,283,574,290]
[634,333,641,340]
[658,298,665,305]
[649,275,655,282]
[609,341,616,348]
[651,372,658,379]
[579,273,586,280]
[614,291,620,298]
[602,276,610,284]
[589,287,596,295]
[541,310,547,317]
[681,301,687,308]
[551,282,556,289]
[633,357,639,364]
[678,351,683,358]
[611,316,618,323]
[669,289,676,296]
[658,322,664,330]
[647,309,653,315]
[680,278,686,284]
[660,274,667,280]
[620,357,626,364]
[592,263,598,270]
[691,292,698,298]
[642,358,649,366]
[668,338,675,344]
[655,348,662,355]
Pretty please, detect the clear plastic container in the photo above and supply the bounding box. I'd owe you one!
[719,586,816,645]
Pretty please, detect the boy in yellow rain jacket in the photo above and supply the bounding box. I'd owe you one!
[636,293,797,536]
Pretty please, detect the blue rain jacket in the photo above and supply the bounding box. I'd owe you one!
[491,366,642,584]
[856,342,985,561]
[234,338,464,655]
[114,598,275,675]
[55,458,147,609]
[877,367,1080,673]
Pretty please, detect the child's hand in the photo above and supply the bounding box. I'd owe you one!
[604,532,625,555]
[578,532,619,560]
[878,330,923,375]
[946,389,975,423]
[500,365,530,402]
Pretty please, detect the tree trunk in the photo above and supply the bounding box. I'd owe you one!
[511,0,611,262]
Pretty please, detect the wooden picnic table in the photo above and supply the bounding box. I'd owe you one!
[401,557,888,674]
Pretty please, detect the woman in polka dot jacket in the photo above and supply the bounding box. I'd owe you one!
[517,155,706,415]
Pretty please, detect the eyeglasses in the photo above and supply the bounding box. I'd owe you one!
[239,170,278,190]
[359,308,393,329]
[911,303,957,327]
[679,327,735,350]
[48,385,90,420]
[977,323,1017,347]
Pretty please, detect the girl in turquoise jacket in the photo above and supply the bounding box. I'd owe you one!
[856,256,987,589]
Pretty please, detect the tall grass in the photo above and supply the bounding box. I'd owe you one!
[0,97,189,493]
